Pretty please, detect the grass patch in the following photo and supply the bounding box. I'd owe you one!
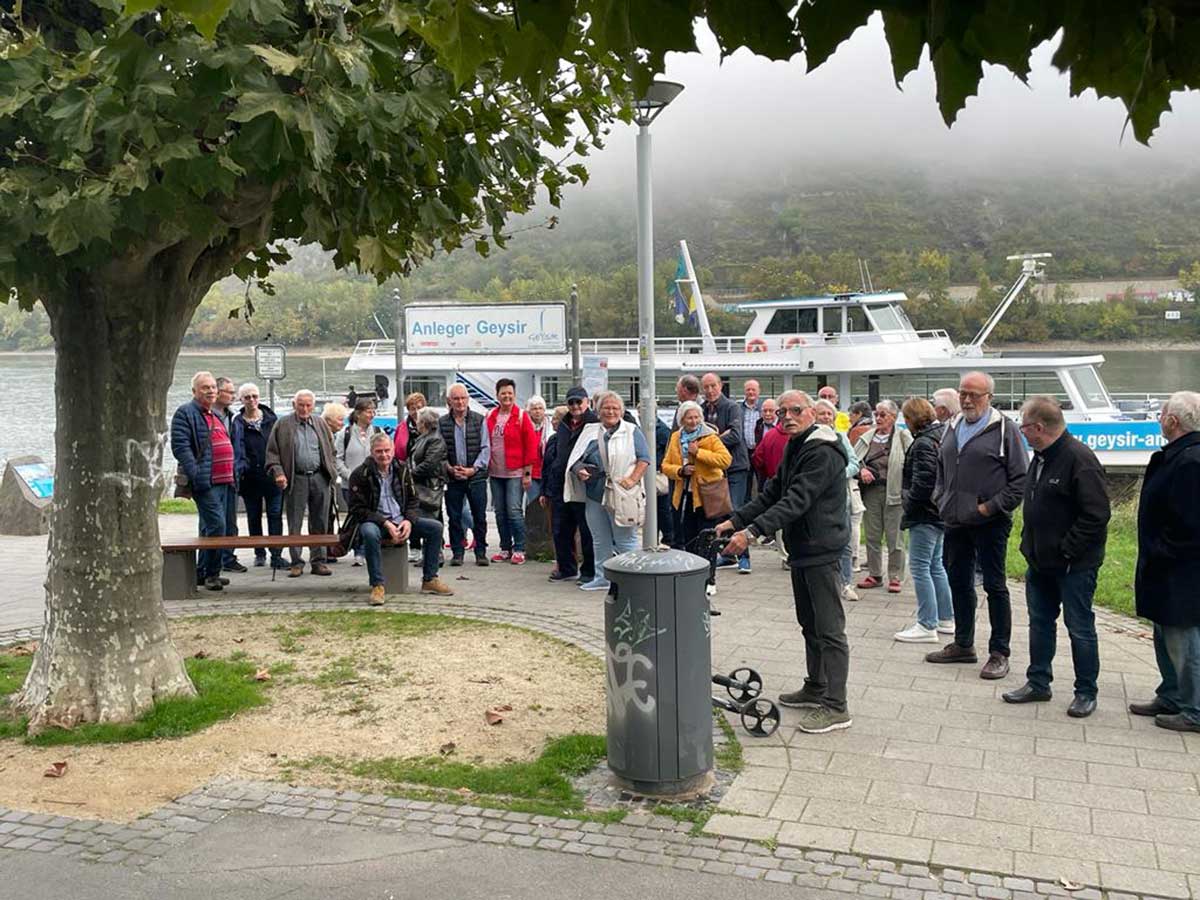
[714,711,744,775]
[158,497,197,514]
[3,657,269,747]
[313,656,360,688]
[0,653,33,697]
[1006,499,1139,618]
[301,733,607,811]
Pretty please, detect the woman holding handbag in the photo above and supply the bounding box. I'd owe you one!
[565,391,650,592]
[662,401,733,587]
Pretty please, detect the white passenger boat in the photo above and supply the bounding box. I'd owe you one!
[345,246,1164,470]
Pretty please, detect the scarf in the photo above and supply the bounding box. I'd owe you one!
[679,424,704,458]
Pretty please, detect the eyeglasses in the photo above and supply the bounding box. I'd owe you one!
[784,405,808,417]
[1018,421,1039,432]
[242,394,259,401]
[959,390,991,400]
[567,399,584,406]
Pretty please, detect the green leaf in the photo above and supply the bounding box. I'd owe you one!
[930,38,983,126]
[704,0,798,60]
[247,44,303,76]
[880,9,924,87]
[795,0,875,71]
[296,105,333,168]
[228,90,299,125]
[412,1,504,88]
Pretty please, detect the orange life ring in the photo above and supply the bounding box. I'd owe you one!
[784,336,807,349]
[745,337,768,353]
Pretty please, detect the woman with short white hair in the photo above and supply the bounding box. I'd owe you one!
[564,391,651,591]
[525,394,552,506]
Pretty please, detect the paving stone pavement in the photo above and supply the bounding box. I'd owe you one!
[2,519,1199,898]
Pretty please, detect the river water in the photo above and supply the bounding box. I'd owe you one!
[1,348,1197,469]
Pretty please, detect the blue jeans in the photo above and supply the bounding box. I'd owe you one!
[725,469,750,562]
[446,477,488,558]
[221,483,240,566]
[908,523,953,630]
[490,476,526,553]
[526,478,542,507]
[1154,623,1200,724]
[1025,566,1100,699]
[839,495,853,586]
[193,485,229,581]
[585,498,638,584]
[358,518,444,585]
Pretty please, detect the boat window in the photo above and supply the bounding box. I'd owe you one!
[1069,366,1112,410]
[765,308,818,334]
[401,377,446,407]
[847,307,870,332]
[866,304,903,332]
[820,306,843,333]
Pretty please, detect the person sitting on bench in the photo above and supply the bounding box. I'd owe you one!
[345,432,452,605]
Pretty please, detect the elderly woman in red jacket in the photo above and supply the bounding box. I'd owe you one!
[485,378,540,564]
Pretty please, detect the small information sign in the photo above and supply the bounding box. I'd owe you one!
[255,344,287,380]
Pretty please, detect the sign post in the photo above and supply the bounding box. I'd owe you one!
[254,343,287,409]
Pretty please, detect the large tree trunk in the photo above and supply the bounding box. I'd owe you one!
[15,273,203,731]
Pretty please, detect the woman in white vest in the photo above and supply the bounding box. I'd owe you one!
[563,391,650,592]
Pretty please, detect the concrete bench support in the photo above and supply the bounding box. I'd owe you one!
[162,550,199,602]
[380,542,410,595]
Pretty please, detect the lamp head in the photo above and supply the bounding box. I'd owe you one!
[633,80,684,126]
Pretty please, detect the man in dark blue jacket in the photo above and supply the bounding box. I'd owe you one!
[171,371,234,591]
[1002,397,1110,718]
[1130,391,1200,733]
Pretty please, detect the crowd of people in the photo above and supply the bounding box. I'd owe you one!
[171,369,1200,736]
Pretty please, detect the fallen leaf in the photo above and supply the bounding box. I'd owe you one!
[484,707,505,725]
[43,761,68,778]
[439,742,457,756]
[252,668,271,682]
[1058,878,1082,891]
[456,787,473,796]
[193,650,208,659]
[455,576,469,581]
[10,642,38,656]
[232,637,245,644]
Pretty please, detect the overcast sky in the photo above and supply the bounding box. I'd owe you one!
[573,15,1200,196]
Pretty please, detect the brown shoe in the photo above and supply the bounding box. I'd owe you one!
[421,577,454,596]
[980,652,1010,680]
[925,643,978,664]
[311,562,332,576]
[368,585,385,606]
[288,564,304,578]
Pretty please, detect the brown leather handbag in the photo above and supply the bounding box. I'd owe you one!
[697,475,733,518]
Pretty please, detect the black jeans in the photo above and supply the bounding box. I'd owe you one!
[790,561,850,713]
[446,477,488,559]
[241,476,283,562]
[678,493,719,586]
[945,517,1013,656]
[1026,565,1101,699]
[551,498,594,579]
[656,488,676,546]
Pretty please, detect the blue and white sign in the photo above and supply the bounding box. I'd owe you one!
[1068,421,1166,454]
[406,303,567,355]
[15,462,54,499]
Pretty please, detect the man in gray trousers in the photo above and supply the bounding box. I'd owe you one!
[267,389,338,577]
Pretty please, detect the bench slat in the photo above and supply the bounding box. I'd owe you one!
[162,535,401,552]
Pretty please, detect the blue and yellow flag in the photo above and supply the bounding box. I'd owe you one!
[670,252,697,326]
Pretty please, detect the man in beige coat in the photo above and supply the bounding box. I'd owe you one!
[267,390,339,577]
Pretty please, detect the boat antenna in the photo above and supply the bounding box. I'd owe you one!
[960,252,1052,355]
[864,259,875,292]
[372,313,390,339]
[678,240,717,354]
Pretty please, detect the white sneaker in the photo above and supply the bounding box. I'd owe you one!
[842,585,859,602]
[895,623,940,643]
[936,619,955,635]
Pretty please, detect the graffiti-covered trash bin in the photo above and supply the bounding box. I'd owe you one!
[603,549,713,796]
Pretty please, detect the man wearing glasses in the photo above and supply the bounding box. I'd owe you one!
[718,391,852,734]
[925,372,1028,679]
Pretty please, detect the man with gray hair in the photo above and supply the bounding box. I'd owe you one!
[267,390,339,577]
[1130,390,1200,732]
[1002,396,1110,718]
[931,388,961,423]
[926,371,1028,680]
[718,390,853,734]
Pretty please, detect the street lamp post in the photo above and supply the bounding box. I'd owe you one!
[392,286,404,417]
[633,80,683,550]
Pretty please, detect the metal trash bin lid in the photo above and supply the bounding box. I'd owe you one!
[604,548,711,577]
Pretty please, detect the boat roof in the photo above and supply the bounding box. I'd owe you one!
[732,290,908,312]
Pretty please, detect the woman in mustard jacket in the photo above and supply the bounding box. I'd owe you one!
[662,401,733,558]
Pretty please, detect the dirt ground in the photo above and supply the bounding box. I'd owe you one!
[0,614,604,822]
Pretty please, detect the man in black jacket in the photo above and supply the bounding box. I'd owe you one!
[1130,391,1200,733]
[547,386,598,583]
[702,372,752,573]
[718,390,852,734]
[345,433,452,604]
[1002,397,1110,718]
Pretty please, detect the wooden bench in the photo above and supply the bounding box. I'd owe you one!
[161,534,408,601]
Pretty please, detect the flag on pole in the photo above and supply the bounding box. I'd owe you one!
[670,251,697,326]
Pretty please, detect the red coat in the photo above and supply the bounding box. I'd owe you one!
[484,406,540,476]
[752,420,789,481]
